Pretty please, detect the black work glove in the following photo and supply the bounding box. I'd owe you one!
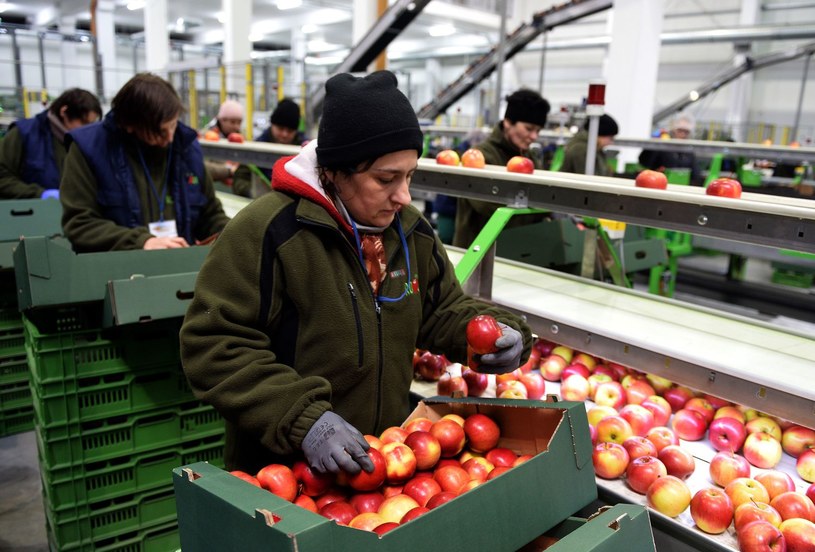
[302,411,374,475]
[476,323,524,374]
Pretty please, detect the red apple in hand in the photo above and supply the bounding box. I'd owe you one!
[292,460,334,496]
[466,314,503,355]
[706,177,742,198]
[690,487,734,534]
[506,155,534,174]
[635,169,668,190]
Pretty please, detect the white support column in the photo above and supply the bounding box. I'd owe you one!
[144,0,169,73]
[604,0,666,171]
[424,57,442,115]
[95,0,118,96]
[222,0,252,95]
[59,15,78,91]
[289,27,307,100]
[352,0,377,45]
[727,0,759,142]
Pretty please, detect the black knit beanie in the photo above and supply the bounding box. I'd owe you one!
[504,89,550,126]
[316,71,423,168]
[270,99,301,130]
[585,114,619,137]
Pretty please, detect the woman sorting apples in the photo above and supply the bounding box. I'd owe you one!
[200,99,245,185]
[180,70,533,476]
[452,88,551,249]
[59,73,230,252]
[559,113,619,177]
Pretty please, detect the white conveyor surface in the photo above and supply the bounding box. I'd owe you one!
[445,249,815,411]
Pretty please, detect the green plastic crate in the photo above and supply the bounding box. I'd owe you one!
[0,353,28,386]
[0,306,22,331]
[30,365,196,428]
[47,518,179,552]
[0,404,35,437]
[24,317,181,384]
[37,401,225,470]
[0,326,25,357]
[0,379,32,410]
[45,486,178,551]
[40,434,224,512]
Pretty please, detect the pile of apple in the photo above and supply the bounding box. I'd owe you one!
[229,412,531,536]
[529,338,815,549]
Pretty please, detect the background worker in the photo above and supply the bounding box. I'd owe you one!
[202,99,245,185]
[180,70,532,475]
[232,98,306,198]
[60,73,229,252]
[639,112,700,185]
[452,89,551,248]
[560,113,619,176]
[0,88,101,199]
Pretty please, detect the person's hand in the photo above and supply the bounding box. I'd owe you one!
[143,236,190,250]
[477,323,524,374]
[303,411,373,475]
[41,189,60,200]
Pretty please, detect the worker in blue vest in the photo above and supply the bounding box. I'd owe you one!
[60,73,229,252]
[0,88,101,199]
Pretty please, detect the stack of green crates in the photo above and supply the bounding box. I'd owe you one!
[0,270,34,437]
[24,312,226,552]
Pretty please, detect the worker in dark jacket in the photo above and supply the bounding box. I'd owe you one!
[180,70,533,475]
[232,98,306,198]
[0,88,101,199]
[560,114,619,176]
[60,73,229,252]
[639,113,699,185]
[452,89,550,248]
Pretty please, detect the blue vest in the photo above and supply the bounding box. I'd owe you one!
[13,111,60,189]
[66,112,209,244]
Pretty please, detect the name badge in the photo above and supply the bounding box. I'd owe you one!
[149,220,178,238]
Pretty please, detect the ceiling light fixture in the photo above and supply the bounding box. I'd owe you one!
[428,24,455,37]
[126,0,145,10]
[215,11,225,23]
[301,23,318,34]
[276,0,302,10]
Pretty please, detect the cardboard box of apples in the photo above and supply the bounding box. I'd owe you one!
[173,397,603,551]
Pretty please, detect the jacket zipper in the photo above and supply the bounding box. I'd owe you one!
[346,283,364,367]
[374,301,383,431]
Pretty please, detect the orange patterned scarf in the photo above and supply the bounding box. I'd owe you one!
[360,233,386,295]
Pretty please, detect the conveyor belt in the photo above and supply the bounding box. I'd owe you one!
[444,248,815,428]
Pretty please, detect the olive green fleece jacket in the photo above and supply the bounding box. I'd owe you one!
[180,148,533,473]
[0,126,67,199]
[453,124,547,248]
[60,139,229,252]
[559,130,614,177]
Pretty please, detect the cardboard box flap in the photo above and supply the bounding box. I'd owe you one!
[103,272,199,327]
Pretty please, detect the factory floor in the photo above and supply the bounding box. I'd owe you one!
[0,431,47,551]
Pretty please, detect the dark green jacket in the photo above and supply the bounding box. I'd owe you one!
[60,128,229,252]
[452,124,546,248]
[560,130,614,177]
[0,125,67,199]
[180,153,533,473]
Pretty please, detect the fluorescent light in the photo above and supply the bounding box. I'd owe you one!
[249,32,263,42]
[215,11,225,23]
[276,0,302,10]
[307,39,339,53]
[301,23,318,34]
[305,55,345,66]
[689,90,700,102]
[126,0,145,10]
[428,24,455,37]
